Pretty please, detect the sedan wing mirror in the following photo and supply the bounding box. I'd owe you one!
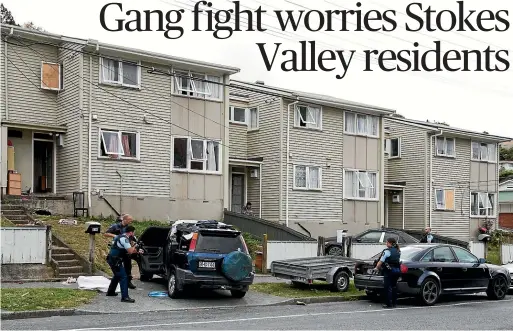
[478,258,486,264]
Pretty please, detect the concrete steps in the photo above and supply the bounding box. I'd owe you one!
[51,245,86,277]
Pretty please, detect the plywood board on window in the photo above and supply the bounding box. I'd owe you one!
[41,62,60,90]
[445,189,455,210]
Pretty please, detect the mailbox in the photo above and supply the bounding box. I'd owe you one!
[85,221,101,234]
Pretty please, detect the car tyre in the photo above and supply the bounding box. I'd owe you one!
[486,275,508,300]
[418,277,440,306]
[230,290,247,298]
[327,245,343,256]
[331,271,350,292]
[139,268,153,282]
[167,269,181,299]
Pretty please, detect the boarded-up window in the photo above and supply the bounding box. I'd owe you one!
[435,188,455,211]
[41,62,61,90]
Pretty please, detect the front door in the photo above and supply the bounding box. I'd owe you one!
[231,174,245,213]
[33,139,54,193]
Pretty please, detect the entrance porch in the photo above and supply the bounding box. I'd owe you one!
[228,157,262,218]
[384,183,406,229]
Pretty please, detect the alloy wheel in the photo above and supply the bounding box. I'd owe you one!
[168,274,176,294]
[493,276,507,298]
[328,246,343,256]
[422,280,438,305]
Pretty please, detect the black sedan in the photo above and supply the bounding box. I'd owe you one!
[354,244,511,306]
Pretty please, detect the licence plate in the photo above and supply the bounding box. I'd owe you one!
[293,277,308,283]
[198,261,216,269]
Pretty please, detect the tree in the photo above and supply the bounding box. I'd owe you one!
[22,21,45,32]
[1,3,18,25]
[500,146,513,161]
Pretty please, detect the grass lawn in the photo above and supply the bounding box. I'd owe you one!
[0,217,15,227]
[0,288,97,312]
[250,282,362,298]
[487,244,501,265]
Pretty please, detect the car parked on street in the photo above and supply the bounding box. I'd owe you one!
[137,220,254,299]
[354,244,511,306]
[324,228,419,256]
[504,262,513,291]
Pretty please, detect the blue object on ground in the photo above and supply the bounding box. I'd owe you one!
[148,291,168,297]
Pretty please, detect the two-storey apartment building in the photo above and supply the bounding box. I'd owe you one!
[228,80,395,238]
[0,24,238,221]
[383,116,511,241]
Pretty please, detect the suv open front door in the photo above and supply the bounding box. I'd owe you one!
[138,226,171,280]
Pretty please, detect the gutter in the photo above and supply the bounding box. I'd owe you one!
[87,55,93,210]
[285,98,299,227]
[279,97,284,221]
[429,129,444,228]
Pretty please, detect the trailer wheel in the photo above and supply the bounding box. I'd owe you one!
[331,271,350,292]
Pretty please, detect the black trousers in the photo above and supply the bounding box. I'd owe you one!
[383,269,400,307]
[123,253,141,280]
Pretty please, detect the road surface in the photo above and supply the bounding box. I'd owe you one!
[3,295,512,330]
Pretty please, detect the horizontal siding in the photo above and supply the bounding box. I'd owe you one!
[5,40,58,124]
[230,86,281,221]
[384,119,428,230]
[1,40,5,119]
[229,123,247,158]
[431,137,471,241]
[56,45,81,195]
[285,103,344,222]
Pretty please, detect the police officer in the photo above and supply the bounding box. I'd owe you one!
[106,225,140,302]
[104,214,138,289]
[373,237,401,309]
[420,227,434,243]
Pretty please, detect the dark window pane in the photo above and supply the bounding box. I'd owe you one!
[173,138,187,169]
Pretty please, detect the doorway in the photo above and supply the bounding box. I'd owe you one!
[231,173,245,213]
[33,139,54,193]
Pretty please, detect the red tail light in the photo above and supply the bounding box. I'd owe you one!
[400,264,408,273]
[189,233,198,252]
[240,236,249,254]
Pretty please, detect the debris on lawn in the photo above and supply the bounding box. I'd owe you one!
[296,301,307,305]
[58,219,78,225]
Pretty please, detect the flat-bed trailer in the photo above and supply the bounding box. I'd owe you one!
[271,256,361,292]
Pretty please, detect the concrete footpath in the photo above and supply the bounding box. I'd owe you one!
[1,275,295,319]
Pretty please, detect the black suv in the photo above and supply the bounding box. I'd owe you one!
[137,220,254,299]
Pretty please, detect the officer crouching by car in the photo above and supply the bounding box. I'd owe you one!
[106,225,142,303]
[373,237,401,309]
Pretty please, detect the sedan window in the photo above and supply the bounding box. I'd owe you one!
[356,231,383,243]
[432,247,457,262]
[452,247,478,264]
[385,232,400,243]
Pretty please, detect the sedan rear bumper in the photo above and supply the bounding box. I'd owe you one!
[354,274,420,295]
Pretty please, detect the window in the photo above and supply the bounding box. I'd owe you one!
[100,57,141,88]
[435,188,455,211]
[229,106,258,130]
[230,107,246,124]
[99,129,139,160]
[471,142,497,163]
[344,169,378,200]
[344,112,379,138]
[431,247,457,262]
[248,107,258,130]
[471,192,495,217]
[452,247,478,264]
[435,136,455,157]
[293,165,322,190]
[172,137,221,173]
[173,69,222,101]
[294,105,322,130]
[356,231,383,243]
[41,61,62,91]
[385,138,401,158]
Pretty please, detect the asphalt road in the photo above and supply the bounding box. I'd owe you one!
[3,295,513,330]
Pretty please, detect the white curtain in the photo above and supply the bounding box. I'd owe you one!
[368,116,379,136]
[446,138,455,156]
[295,166,306,188]
[206,75,221,99]
[357,114,367,134]
[344,171,355,198]
[249,108,258,129]
[122,62,138,86]
[206,141,217,171]
[102,59,119,82]
[436,137,445,155]
[471,142,480,159]
[480,144,488,161]
[487,144,496,162]
[345,113,356,133]
[368,172,377,198]
[308,167,320,189]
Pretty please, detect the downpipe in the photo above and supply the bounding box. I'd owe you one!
[429,129,443,228]
[285,99,299,228]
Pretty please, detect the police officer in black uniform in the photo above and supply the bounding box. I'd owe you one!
[106,225,140,302]
[104,214,138,289]
[373,237,401,309]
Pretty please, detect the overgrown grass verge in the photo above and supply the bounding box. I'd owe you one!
[0,288,97,312]
[250,281,361,298]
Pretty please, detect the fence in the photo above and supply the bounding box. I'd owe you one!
[350,243,387,260]
[224,210,315,242]
[266,240,318,269]
[501,244,513,264]
[1,227,50,264]
[468,241,486,259]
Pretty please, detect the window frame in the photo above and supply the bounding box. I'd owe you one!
[99,57,142,89]
[294,104,322,131]
[343,112,380,138]
[343,169,379,201]
[471,141,497,163]
[171,68,223,102]
[470,191,496,218]
[292,164,322,191]
[435,136,456,158]
[171,136,222,175]
[386,137,401,159]
[434,188,456,211]
[40,61,62,91]
[98,128,141,161]
[229,106,259,131]
[229,106,247,125]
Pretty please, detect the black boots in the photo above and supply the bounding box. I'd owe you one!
[121,297,135,303]
[128,280,136,289]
